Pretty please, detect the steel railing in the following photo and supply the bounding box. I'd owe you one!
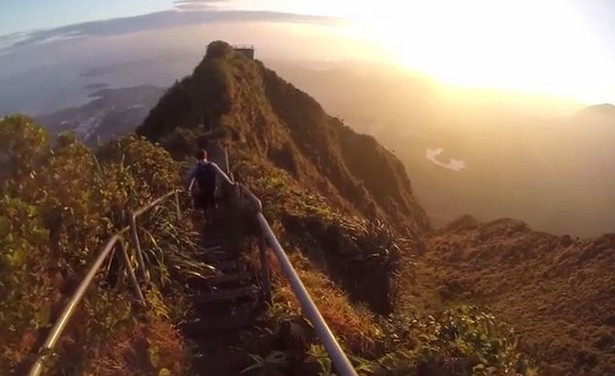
[236,184,358,376]
[28,188,185,376]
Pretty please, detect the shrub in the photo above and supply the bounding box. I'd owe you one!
[375,306,538,376]
[0,117,195,373]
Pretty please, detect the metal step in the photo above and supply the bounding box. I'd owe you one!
[204,254,240,266]
[192,285,258,305]
[191,348,251,375]
[202,233,226,241]
[213,260,240,273]
[199,245,223,252]
[182,307,255,335]
[204,272,253,288]
[187,272,252,289]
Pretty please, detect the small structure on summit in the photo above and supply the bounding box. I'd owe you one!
[233,44,255,59]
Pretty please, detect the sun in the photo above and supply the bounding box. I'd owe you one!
[341,0,614,104]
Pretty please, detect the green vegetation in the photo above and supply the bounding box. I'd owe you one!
[235,156,537,375]
[0,115,205,374]
[374,306,537,375]
[430,218,615,374]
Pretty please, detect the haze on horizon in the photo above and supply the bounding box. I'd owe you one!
[2,0,615,107]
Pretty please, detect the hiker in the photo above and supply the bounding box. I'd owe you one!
[187,149,218,222]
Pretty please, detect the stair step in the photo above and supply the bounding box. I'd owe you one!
[194,300,253,317]
[213,260,239,273]
[192,285,258,305]
[202,242,226,250]
[191,348,251,375]
[202,235,225,241]
[202,235,227,243]
[204,272,253,288]
[188,330,247,352]
[200,245,223,252]
[204,253,239,264]
[182,307,256,335]
[187,272,252,289]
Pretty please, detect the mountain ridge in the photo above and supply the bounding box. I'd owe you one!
[576,103,615,118]
[138,41,430,240]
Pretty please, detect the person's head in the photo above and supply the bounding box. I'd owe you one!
[195,149,207,161]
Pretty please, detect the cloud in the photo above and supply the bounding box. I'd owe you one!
[174,0,228,4]
[0,30,34,50]
[0,10,344,51]
[173,0,228,11]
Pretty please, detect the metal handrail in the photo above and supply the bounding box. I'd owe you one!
[28,234,125,376]
[28,188,186,376]
[133,190,177,218]
[238,184,357,376]
[211,162,234,185]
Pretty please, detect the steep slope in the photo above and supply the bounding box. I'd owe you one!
[137,42,430,241]
[428,217,615,375]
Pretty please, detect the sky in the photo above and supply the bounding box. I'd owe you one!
[0,0,173,35]
[1,0,615,104]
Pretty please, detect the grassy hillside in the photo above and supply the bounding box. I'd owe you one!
[138,42,430,242]
[0,115,207,374]
[428,217,615,375]
[138,40,434,315]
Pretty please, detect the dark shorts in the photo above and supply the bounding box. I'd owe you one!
[195,189,215,210]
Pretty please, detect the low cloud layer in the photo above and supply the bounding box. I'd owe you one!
[173,0,228,11]
[0,9,343,52]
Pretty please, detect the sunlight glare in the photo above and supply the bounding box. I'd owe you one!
[336,0,615,103]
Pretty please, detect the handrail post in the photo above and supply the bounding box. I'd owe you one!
[174,190,182,221]
[119,239,147,307]
[189,178,196,211]
[224,148,230,176]
[258,235,272,304]
[130,214,147,282]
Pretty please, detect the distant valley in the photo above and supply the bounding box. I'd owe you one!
[36,85,164,146]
